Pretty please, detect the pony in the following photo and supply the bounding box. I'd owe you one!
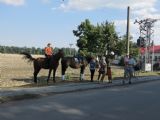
[21,49,64,84]
[61,56,99,81]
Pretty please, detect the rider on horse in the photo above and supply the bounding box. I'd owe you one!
[44,43,53,66]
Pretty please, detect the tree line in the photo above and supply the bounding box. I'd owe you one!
[0,45,77,56]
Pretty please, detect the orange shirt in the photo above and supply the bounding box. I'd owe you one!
[45,47,53,56]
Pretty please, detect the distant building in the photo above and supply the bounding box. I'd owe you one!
[140,45,160,65]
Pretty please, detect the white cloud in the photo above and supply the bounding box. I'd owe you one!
[54,0,160,44]
[57,0,159,44]
[55,0,160,21]
[114,19,160,44]
[57,0,160,20]
[58,0,157,11]
[0,0,25,6]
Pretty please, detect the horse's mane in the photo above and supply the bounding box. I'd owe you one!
[52,49,64,60]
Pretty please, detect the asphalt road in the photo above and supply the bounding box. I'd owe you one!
[0,80,160,120]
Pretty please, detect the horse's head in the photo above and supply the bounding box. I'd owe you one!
[85,55,94,63]
[58,49,64,58]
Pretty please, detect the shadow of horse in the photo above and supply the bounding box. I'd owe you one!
[12,76,65,87]
[21,49,64,84]
[61,56,99,81]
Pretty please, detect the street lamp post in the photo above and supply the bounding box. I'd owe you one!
[126,6,130,55]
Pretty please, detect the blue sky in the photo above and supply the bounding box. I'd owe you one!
[0,0,160,49]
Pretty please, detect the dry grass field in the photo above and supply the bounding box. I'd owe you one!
[0,53,159,88]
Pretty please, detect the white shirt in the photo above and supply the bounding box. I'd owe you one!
[124,56,129,63]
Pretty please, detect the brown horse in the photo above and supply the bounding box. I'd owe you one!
[61,56,99,80]
[21,49,64,84]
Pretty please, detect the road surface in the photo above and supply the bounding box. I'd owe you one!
[0,80,160,120]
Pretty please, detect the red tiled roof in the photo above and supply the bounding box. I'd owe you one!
[140,45,160,54]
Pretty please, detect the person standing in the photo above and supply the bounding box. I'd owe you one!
[128,54,136,76]
[97,57,106,82]
[89,57,96,82]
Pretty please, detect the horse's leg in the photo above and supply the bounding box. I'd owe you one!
[33,68,41,83]
[53,68,56,83]
[47,68,52,84]
[80,66,85,81]
[61,64,68,81]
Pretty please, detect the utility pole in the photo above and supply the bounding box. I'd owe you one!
[126,6,130,55]
[134,18,160,71]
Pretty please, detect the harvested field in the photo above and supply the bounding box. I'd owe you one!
[0,53,83,88]
[0,53,93,88]
[0,53,159,88]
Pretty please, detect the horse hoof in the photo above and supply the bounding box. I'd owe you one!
[129,81,131,84]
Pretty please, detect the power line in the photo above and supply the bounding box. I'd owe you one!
[134,18,160,71]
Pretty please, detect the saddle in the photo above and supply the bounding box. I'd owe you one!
[74,57,84,67]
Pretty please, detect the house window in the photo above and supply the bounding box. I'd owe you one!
[150,56,152,59]
[155,56,158,61]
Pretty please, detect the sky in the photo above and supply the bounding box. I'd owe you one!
[0,0,160,49]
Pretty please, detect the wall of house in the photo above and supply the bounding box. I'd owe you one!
[141,53,160,65]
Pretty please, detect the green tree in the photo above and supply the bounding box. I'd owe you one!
[116,35,139,57]
[73,19,119,57]
[100,21,119,56]
[73,19,95,53]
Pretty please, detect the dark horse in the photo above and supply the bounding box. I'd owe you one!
[61,56,98,80]
[21,49,64,84]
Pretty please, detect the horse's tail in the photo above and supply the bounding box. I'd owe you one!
[21,52,35,63]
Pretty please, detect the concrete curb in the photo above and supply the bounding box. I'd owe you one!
[0,76,160,103]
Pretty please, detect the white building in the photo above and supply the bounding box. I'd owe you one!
[140,45,160,70]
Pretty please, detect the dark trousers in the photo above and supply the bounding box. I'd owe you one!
[45,55,51,67]
[90,69,95,82]
[97,70,105,82]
